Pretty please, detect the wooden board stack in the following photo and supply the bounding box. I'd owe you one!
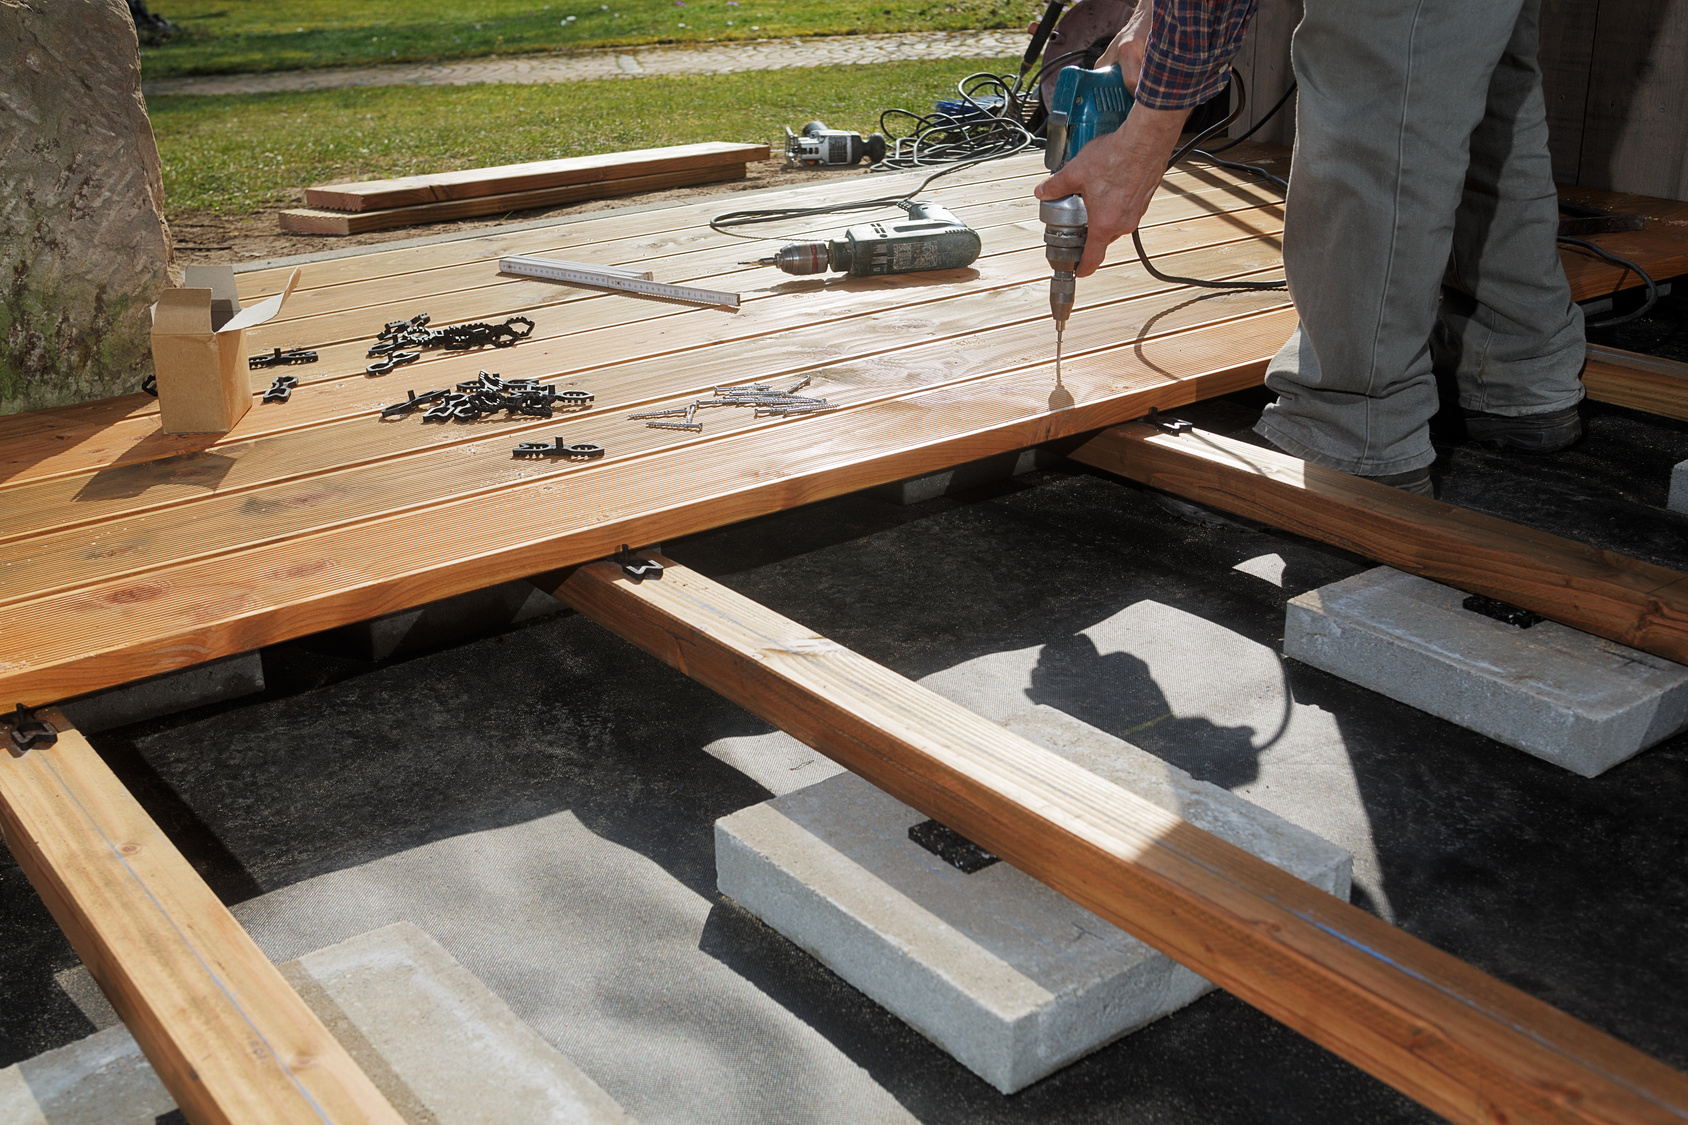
[279,141,771,235]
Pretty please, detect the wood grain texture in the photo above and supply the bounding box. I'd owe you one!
[1582,344,1688,421]
[0,185,1288,491]
[0,294,1292,599]
[303,142,770,211]
[1069,423,1688,664]
[279,163,751,235]
[554,556,1688,1125]
[1230,0,1301,148]
[0,714,404,1125]
[0,304,1291,704]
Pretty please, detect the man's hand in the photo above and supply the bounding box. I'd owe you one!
[1097,0,1153,93]
[1033,105,1186,276]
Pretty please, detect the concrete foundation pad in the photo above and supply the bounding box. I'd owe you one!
[1670,458,1687,514]
[56,651,264,734]
[7,922,632,1124]
[1285,566,1688,777]
[318,579,567,661]
[871,447,1057,505]
[716,720,1350,1094]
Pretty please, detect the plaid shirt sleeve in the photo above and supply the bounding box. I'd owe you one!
[1135,0,1259,111]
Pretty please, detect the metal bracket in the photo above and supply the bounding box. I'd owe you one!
[4,704,58,755]
[612,544,664,583]
[1143,407,1194,435]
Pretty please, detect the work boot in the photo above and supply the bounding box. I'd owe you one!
[1462,405,1582,453]
[1357,466,1434,497]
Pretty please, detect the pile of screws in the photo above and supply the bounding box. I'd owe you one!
[378,371,594,424]
[367,313,535,375]
[262,374,300,403]
[629,377,835,433]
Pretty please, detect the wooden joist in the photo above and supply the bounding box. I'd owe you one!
[553,556,1688,1125]
[1067,423,1688,664]
[280,162,753,235]
[1582,344,1688,422]
[303,142,770,211]
[0,713,404,1125]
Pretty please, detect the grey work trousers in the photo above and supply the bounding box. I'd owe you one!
[1255,0,1586,475]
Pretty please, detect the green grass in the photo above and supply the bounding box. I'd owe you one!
[142,0,1033,78]
[148,57,1020,214]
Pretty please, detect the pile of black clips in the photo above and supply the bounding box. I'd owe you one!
[366,313,535,375]
[512,437,606,461]
[250,346,318,369]
[379,371,595,424]
[262,374,300,403]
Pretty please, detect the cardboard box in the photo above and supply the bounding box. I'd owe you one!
[150,266,301,434]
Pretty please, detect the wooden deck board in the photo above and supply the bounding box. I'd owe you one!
[2,149,1683,706]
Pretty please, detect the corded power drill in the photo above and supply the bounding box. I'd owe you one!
[757,200,982,277]
[1041,62,1133,372]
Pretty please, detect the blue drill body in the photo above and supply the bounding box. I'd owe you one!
[1040,63,1134,361]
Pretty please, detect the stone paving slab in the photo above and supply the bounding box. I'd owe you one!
[9,922,634,1124]
[142,30,1026,98]
[1285,566,1688,777]
[716,705,1351,1094]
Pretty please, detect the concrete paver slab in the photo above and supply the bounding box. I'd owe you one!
[1285,566,1688,777]
[716,707,1351,1093]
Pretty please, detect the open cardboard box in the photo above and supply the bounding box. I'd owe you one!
[150,265,303,434]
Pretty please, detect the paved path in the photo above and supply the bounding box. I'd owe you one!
[142,29,1026,98]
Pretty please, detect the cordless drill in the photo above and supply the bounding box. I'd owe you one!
[757,200,982,277]
[1041,63,1133,371]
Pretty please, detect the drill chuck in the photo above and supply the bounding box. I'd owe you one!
[1041,194,1089,331]
[764,242,833,275]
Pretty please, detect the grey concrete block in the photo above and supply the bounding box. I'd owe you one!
[716,726,1350,1094]
[871,447,1057,505]
[320,579,567,662]
[14,923,633,1124]
[56,651,264,734]
[1670,458,1688,514]
[1285,566,1688,777]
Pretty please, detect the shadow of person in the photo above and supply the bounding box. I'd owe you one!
[1025,632,1264,791]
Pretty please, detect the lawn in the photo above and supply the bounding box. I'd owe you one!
[141,0,1034,77]
[148,56,1023,213]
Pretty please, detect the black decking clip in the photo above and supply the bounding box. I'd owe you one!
[512,437,606,460]
[380,388,450,418]
[1143,407,1193,435]
[613,544,664,582]
[261,374,300,403]
[366,351,421,377]
[141,373,158,397]
[1462,594,1544,630]
[4,704,58,755]
[249,346,319,369]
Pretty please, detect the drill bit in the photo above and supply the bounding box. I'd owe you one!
[1055,327,1063,382]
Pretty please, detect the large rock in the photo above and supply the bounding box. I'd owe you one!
[0,0,174,413]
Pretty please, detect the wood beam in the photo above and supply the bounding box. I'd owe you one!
[1583,344,1688,423]
[0,713,404,1125]
[1067,422,1688,664]
[553,556,1688,1125]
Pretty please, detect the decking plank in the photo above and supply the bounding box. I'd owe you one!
[0,714,405,1125]
[0,304,1293,703]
